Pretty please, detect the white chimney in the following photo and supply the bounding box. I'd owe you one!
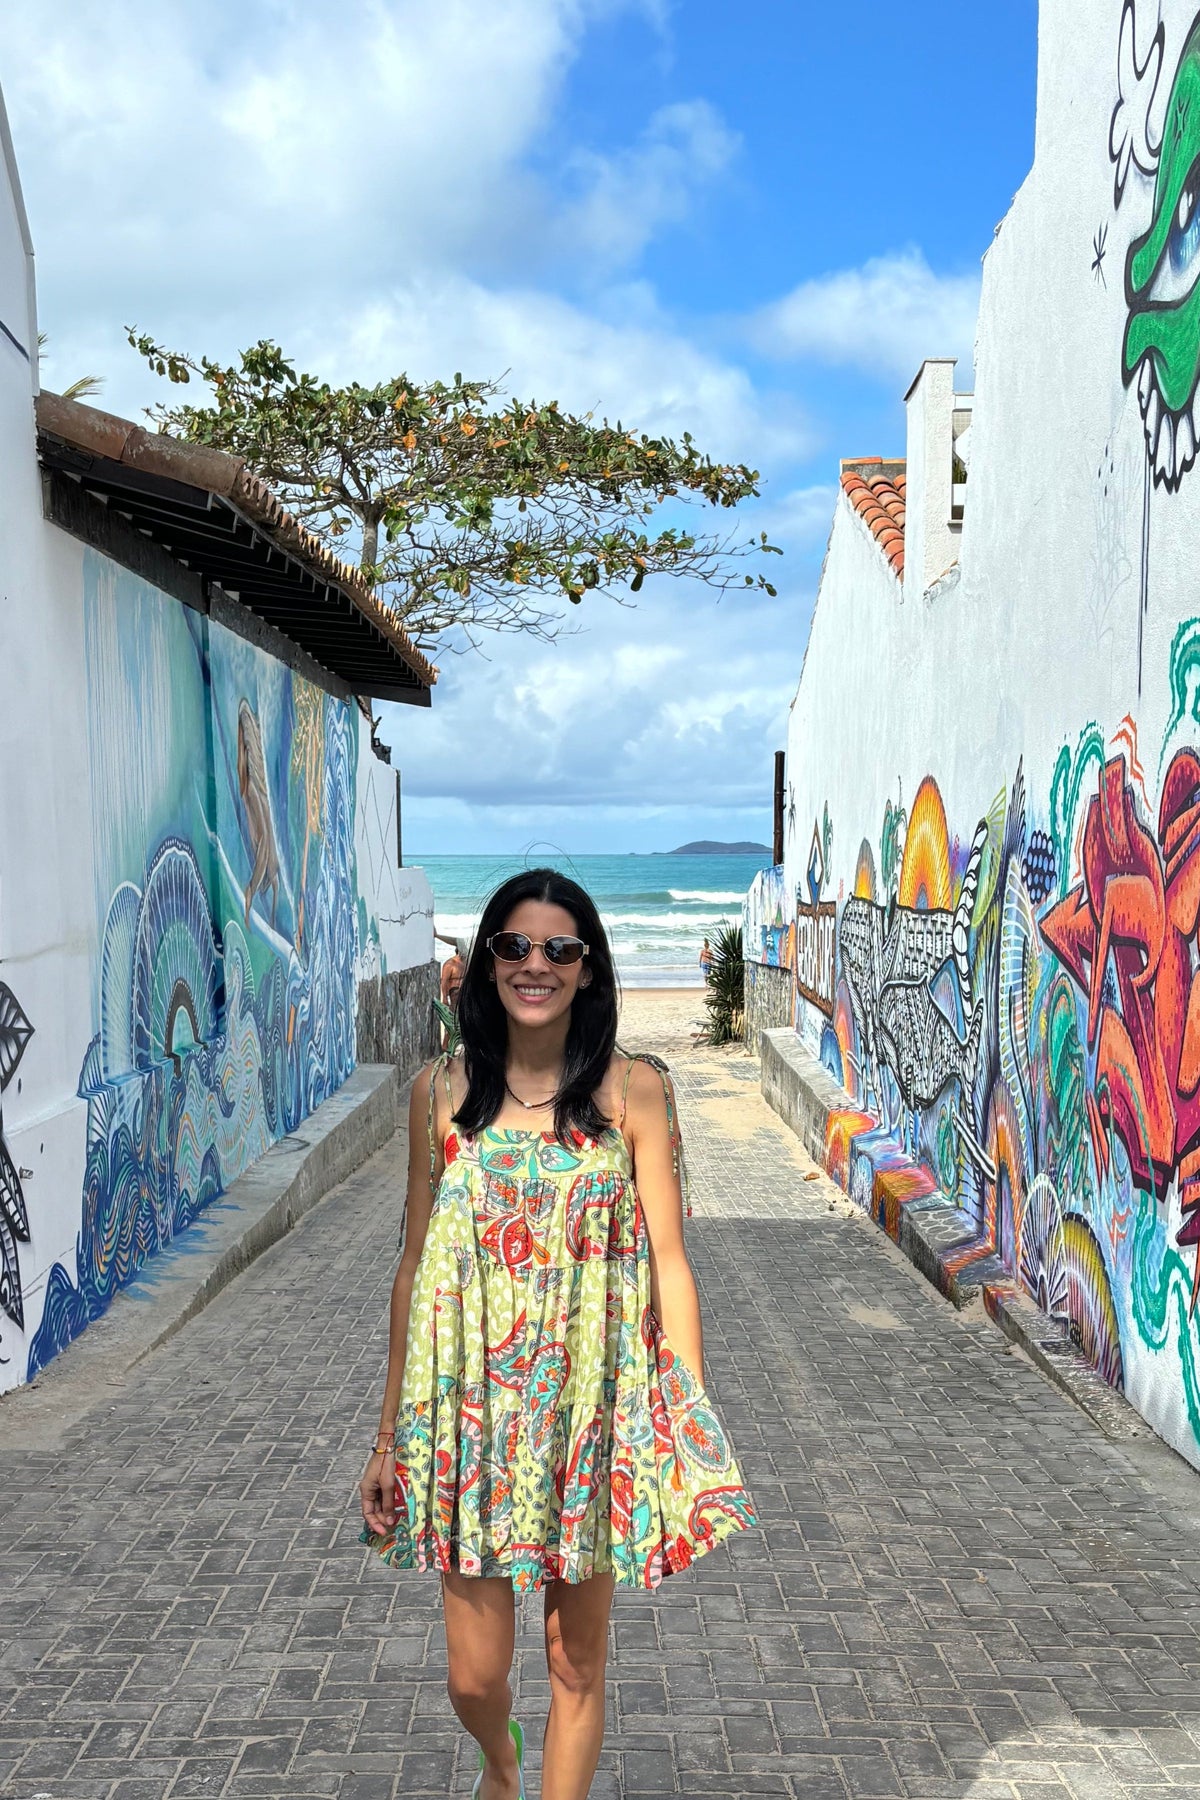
[903,359,971,599]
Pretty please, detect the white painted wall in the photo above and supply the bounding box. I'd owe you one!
[0,91,435,1390]
[0,90,94,1381]
[354,731,435,977]
[778,0,1200,1465]
[902,359,961,598]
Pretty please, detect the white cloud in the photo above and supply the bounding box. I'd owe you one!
[0,0,817,848]
[335,275,814,467]
[562,100,740,270]
[0,0,799,472]
[748,248,981,385]
[2,0,576,395]
[746,483,838,555]
[382,574,805,824]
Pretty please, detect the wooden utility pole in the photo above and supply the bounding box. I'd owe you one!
[772,751,785,866]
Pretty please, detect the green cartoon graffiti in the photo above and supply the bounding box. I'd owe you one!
[1121,12,1200,489]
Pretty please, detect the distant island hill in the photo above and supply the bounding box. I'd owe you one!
[668,840,771,855]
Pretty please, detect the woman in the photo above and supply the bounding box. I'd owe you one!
[360,869,758,1800]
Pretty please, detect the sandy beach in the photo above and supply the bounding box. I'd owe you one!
[617,985,713,1058]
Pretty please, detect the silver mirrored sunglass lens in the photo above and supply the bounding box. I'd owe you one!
[488,933,587,963]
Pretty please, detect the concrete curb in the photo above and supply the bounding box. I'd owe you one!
[1,1063,402,1449]
[980,1281,1142,1440]
[760,1027,1152,1444]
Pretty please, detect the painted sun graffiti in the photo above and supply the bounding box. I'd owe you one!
[837,777,987,1121]
[819,758,1139,1404]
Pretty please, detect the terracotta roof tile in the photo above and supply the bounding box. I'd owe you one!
[840,456,906,581]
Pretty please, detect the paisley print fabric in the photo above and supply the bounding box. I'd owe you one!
[360,1057,759,1592]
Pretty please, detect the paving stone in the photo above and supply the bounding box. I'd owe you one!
[2,1044,1200,1797]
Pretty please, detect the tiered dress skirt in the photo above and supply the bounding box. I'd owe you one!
[359,1116,758,1592]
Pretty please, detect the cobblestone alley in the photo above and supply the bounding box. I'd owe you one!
[4,1033,1200,1799]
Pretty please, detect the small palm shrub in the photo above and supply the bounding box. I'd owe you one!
[701,923,745,1044]
[433,996,461,1055]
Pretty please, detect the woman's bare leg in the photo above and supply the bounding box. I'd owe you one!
[541,1572,616,1800]
[442,1571,522,1799]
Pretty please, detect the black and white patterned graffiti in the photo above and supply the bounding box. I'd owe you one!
[838,823,987,1112]
[0,981,33,1340]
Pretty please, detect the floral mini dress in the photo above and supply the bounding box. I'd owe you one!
[359,1052,759,1593]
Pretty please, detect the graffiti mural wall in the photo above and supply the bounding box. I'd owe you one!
[774,0,1200,1466]
[0,984,34,1343]
[744,864,794,974]
[744,865,797,1051]
[0,533,433,1390]
[0,103,437,1393]
[23,555,362,1373]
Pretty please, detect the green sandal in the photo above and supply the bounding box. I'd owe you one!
[471,1717,525,1798]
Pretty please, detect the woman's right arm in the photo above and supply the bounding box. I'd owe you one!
[359,1061,444,1533]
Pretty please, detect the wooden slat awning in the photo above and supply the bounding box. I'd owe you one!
[35,391,437,706]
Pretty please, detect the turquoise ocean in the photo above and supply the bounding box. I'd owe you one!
[417,852,771,988]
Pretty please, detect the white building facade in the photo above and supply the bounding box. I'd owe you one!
[751,0,1200,1464]
[0,101,435,1392]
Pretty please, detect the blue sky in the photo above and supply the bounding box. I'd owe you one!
[1,0,1037,854]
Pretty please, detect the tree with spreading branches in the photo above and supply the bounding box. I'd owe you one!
[127,332,781,654]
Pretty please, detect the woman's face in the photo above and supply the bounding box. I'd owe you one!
[490,898,591,1030]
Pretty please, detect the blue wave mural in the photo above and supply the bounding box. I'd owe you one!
[27,556,361,1378]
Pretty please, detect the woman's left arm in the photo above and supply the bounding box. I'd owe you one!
[626,1062,705,1389]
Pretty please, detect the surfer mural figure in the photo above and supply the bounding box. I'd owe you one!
[237,698,282,930]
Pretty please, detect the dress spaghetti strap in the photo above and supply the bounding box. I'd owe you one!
[426,1049,455,1188]
[401,1051,456,1252]
[619,1052,692,1220]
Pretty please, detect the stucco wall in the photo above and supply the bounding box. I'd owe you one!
[744,964,794,1056]
[774,0,1200,1466]
[357,961,441,1078]
[743,865,800,1053]
[353,732,435,981]
[0,103,436,1390]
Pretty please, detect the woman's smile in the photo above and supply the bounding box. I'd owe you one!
[512,981,556,1003]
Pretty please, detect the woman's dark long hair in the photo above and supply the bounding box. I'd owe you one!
[454,868,619,1142]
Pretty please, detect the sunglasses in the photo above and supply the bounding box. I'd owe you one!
[487,931,590,966]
